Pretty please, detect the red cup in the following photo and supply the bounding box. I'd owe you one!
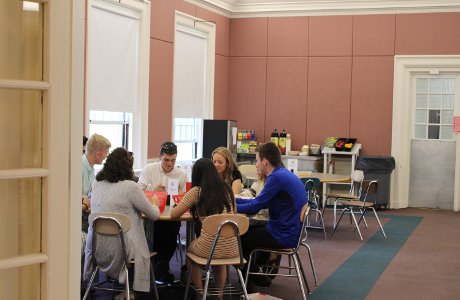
[172,193,185,206]
[186,182,192,192]
[144,190,167,213]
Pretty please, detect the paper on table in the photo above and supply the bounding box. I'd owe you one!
[167,178,179,195]
[287,159,298,173]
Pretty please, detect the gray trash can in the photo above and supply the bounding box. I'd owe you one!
[355,156,395,209]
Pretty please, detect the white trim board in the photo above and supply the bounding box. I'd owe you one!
[392,55,460,211]
[185,0,460,18]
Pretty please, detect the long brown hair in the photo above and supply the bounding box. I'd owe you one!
[211,147,239,185]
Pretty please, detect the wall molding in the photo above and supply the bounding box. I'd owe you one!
[185,0,460,18]
[391,55,460,211]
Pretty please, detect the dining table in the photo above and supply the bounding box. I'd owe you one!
[245,170,350,209]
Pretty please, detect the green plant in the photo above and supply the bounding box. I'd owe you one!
[324,137,338,148]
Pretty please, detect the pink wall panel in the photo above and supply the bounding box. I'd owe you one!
[309,15,352,57]
[196,7,230,56]
[350,56,394,155]
[228,57,267,142]
[265,57,308,151]
[230,18,268,57]
[306,57,352,145]
[148,39,174,157]
[396,13,460,54]
[150,0,196,42]
[267,17,308,57]
[213,54,229,119]
[353,14,395,56]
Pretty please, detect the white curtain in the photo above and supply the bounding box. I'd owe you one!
[173,26,207,118]
[87,5,139,112]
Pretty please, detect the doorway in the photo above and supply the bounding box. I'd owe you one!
[391,56,460,211]
[409,76,457,209]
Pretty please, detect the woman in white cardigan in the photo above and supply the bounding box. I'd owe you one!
[84,147,161,294]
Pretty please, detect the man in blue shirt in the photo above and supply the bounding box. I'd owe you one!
[236,142,307,286]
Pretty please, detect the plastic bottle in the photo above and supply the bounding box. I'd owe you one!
[237,130,243,140]
[279,129,287,155]
[251,130,256,140]
[271,129,279,146]
[285,133,291,154]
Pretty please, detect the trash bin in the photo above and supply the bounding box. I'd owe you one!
[355,156,395,209]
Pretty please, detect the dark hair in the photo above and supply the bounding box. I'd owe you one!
[256,142,282,167]
[190,158,234,221]
[83,136,88,146]
[96,147,135,183]
[160,141,177,156]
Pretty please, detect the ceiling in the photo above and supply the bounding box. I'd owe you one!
[185,0,460,18]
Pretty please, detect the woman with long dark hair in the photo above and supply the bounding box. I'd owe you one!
[171,158,236,295]
[84,147,161,296]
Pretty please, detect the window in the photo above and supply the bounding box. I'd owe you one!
[86,0,150,169]
[172,12,215,161]
[414,76,455,140]
[89,111,133,151]
[174,118,201,161]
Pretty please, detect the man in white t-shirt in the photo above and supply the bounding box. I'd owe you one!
[138,141,187,283]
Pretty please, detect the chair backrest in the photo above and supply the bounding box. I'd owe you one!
[89,212,132,234]
[202,214,249,268]
[301,177,321,205]
[89,212,132,266]
[203,213,249,237]
[349,170,365,196]
[292,203,311,251]
[238,164,257,177]
[238,164,257,187]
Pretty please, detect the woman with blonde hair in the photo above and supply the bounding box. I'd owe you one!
[212,147,242,195]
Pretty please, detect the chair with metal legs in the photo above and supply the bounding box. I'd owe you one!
[183,213,250,300]
[83,212,159,300]
[244,204,314,299]
[301,177,327,240]
[325,170,365,228]
[332,180,387,240]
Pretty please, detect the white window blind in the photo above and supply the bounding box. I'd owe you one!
[173,26,207,118]
[87,5,139,112]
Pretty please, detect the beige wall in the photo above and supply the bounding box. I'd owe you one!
[147,1,460,156]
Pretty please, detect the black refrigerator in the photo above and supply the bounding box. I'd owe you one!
[201,119,237,159]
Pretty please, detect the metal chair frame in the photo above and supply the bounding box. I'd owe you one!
[183,214,250,300]
[244,204,315,300]
[83,212,159,300]
[302,177,327,240]
[332,180,387,240]
[325,170,365,228]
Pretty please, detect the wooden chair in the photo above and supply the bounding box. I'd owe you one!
[83,212,159,300]
[325,170,365,228]
[244,204,315,300]
[238,164,257,188]
[332,180,387,240]
[183,213,250,300]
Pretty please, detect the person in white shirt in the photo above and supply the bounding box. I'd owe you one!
[138,141,187,283]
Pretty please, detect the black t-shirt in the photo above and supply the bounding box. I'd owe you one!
[232,169,243,182]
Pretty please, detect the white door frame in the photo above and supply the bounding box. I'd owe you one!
[391,55,460,211]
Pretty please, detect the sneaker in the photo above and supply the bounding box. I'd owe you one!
[157,270,175,284]
[154,261,175,284]
[251,275,272,287]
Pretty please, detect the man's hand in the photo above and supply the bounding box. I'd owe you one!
[155,184,166,192]
[82,195,91,211]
